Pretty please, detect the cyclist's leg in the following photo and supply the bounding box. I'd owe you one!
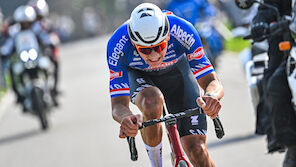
[134,86,164,146]
[181,135,215,167]
[128,68,163,167]
[135,87,164,167]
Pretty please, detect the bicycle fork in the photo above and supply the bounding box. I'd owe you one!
[166,118,191,167]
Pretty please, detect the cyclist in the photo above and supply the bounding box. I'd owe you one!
[250,0,296,166]
[107,3,224,167]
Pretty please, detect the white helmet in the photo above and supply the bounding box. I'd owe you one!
[13,5,36,23]
[128,3,169,46]
[28,0,49,17]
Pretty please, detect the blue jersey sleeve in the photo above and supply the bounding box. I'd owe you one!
[107,25,131,98]
[170,16,214,79]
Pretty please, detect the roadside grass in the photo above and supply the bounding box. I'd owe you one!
[0,88,7,99]
[225,37,251,53]
[0,74,11,100]
[223,22,251,52]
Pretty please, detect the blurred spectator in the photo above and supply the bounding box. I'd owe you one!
[166,0,224,68]
[82,7,100,37]
[55,15,75,42]
[216,0,258,27]
[0,8,3,33]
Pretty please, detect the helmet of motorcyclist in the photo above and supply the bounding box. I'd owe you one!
[13,5,36,23]
[28,0,49,19]
[128,3,169,46]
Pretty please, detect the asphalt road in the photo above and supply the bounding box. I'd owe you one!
[0,35,285,167]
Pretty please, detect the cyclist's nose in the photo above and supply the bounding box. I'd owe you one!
[149,50,160,57]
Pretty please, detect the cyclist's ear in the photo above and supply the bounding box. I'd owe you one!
[166,33,170,41]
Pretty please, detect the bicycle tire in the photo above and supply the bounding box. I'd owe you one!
[177,160,188,167]
[32,87,49,130]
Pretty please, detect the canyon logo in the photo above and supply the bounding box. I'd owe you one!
[188,47,204,61]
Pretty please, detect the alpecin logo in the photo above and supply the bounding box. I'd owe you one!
[110,70,123,81]
[170,24,195,49]
[188,47,204,61]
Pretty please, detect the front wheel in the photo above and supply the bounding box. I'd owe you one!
[32,87,49,130]
[177,160,189,167]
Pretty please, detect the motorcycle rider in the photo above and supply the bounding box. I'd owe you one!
[250,0,296,166]
[166,0,224,68]
[0,5,56,110]
[28,0,60,96]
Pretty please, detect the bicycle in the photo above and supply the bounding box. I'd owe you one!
[127,107,225,167]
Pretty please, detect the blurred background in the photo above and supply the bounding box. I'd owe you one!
[0,0,167,41]
[0,0,255,41]
[0,0,287,167]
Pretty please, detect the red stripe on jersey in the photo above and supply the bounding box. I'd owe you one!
[193,64,212,75]
[110,88,130,92]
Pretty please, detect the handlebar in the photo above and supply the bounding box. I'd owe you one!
[244,19,290,42]
[140,108,202,129]
[126,107,225,161]
[243,34,252,40]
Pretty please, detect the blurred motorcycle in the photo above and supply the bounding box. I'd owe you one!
[235,26,268,112]
[11,28,56,130]
[235,0,296,114]
[287,41,296,109]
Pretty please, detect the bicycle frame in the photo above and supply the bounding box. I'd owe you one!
[165,118,191,167]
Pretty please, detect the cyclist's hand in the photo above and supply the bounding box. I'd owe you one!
[251,22,269,40]
[119,114,142,138]
[196,95,221,119]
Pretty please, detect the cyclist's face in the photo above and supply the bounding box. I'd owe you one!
[136,36,169,67]
[20,22,32,30]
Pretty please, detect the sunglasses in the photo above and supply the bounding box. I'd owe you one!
[135,40,168,55]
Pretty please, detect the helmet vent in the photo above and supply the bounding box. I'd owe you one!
[140,13,152,18]
[138,8,153,13]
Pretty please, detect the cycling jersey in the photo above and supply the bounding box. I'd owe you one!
[107,12,214,99]
[128,56,207,137]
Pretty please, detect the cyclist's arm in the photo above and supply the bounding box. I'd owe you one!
[111,96,133,123]
[197,71,224,100]
[111,96,142,138]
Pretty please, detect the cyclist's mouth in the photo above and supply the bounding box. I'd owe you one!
[149,56,161,62]
[147,56,163,66]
